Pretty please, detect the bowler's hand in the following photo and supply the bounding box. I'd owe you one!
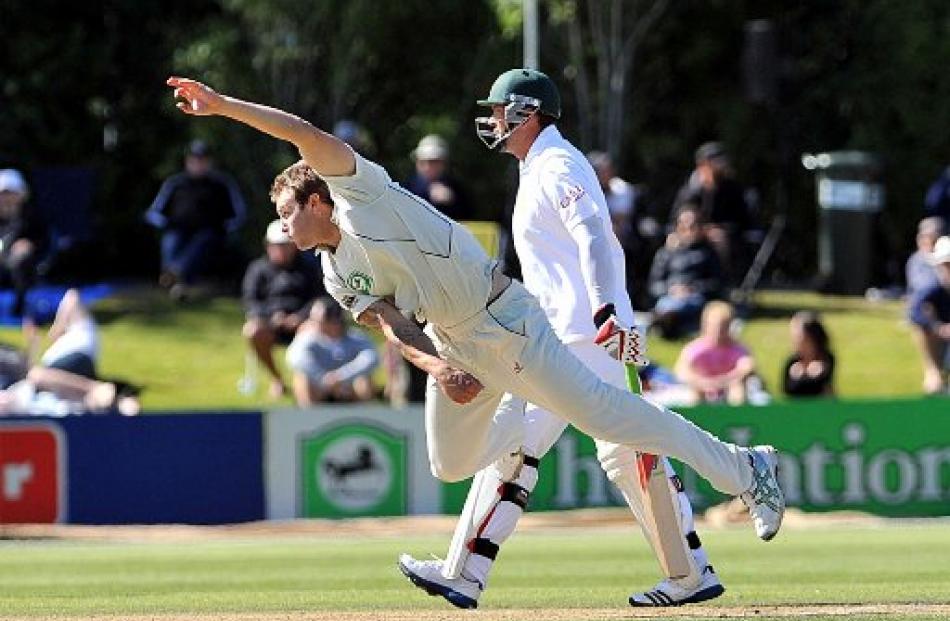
[435,365,484,404]
[167,76,225,116]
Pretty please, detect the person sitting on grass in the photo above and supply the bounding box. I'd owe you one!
[242,220,324,399]
[908,235,950,394]
[285,296,379,406]
[906,217,943,299]
[0,289,140,416]
[674,301,757,405]
[782,311,835,398]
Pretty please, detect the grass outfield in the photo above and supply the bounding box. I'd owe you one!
[0,287,929,410]
[1,521,949,620]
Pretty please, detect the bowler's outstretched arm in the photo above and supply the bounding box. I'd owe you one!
[166,76,355,177]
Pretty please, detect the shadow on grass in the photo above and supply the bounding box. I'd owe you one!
[92,285,242,327]
[741,292,903,321]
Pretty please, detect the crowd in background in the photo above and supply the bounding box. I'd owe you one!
[2,119,950,414]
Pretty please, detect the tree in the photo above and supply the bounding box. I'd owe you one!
[552,0,670,162]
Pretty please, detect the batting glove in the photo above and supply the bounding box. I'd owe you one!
[593,303,649,367]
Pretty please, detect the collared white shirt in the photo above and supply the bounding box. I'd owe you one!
[319,151,496,328]
[513,126,634,342]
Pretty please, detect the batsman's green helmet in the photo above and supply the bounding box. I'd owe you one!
[477,68,561,119]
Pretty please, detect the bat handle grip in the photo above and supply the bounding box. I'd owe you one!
[624,364,643,395]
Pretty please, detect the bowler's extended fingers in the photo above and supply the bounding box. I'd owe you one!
[166,76,199,88]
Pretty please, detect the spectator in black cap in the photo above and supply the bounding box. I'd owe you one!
[145,140,247,299]
[673,141,758,285]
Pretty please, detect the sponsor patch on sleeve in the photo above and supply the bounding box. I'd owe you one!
[559,184,587,209]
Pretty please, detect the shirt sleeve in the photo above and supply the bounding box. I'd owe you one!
[321,150,391,207]
[571,215,619,313]
[732,342,752,361]
[678,339,703,366]
[539,157,600,231]
[909,285,941,328]
[331,331,380,383]
[924,175,950,217]
[322,265,381,321]
[241,259,268,318]
[648,248,671,299]
[144,175,181,228]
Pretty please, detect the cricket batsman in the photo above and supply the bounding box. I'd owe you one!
[166,76,785,609]
[398,69,726,608]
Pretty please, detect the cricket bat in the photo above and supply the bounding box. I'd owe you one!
[624,364,695,580]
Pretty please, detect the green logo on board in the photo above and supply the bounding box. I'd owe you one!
[300,424,406,517]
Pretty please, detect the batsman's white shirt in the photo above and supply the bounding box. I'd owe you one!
[513,126,634,343]
[508,125,639,460]
[317,150,753,496]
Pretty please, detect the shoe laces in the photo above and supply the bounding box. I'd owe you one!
[418,554,483,591]
[746,454,781,512]
[415,553,444,570]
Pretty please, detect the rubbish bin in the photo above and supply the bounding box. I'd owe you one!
[801,151,884,295]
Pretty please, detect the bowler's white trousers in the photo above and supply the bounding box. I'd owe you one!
[424,280,753,495]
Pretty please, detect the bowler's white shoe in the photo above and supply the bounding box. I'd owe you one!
[740,445,785,541]
[629,564,725,607]
[397,553,482,609]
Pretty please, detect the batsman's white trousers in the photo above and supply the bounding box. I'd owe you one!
[425,280,752,495]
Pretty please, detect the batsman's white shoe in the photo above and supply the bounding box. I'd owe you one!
[629,564,725,607]
[397,553,482,609]
[740,445,785,541]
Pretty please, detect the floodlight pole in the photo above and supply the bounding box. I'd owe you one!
[523,0,539,69]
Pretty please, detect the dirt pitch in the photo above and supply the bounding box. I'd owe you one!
[0,501,894,543]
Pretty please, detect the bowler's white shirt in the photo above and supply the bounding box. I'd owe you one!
[319,151,496,327]
[513,126,634,343]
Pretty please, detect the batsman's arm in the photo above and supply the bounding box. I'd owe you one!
[357,300,483,404]
[571,215,620,314]
[166,76,355,177]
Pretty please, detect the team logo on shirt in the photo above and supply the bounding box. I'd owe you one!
[346,271,373,294]
[559,184,586,208]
